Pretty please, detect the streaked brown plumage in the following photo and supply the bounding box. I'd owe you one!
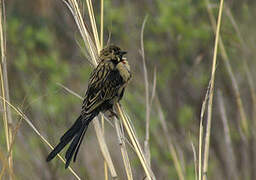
[46,45,131,168]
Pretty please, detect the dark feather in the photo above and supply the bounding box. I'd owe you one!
[73,125,87,162]
[46,116,82,162]
[64,112,97,168]
[46,136,72,162]
[60,115,82,142]
[64,124,86,168]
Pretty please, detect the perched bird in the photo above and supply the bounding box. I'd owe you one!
[46,45,131,168]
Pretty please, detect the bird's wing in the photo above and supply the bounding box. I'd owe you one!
[82,60,123,115]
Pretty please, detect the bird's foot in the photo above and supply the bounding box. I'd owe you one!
[108,109,119,119]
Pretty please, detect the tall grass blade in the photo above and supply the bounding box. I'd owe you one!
[114,118,133,180]
[116,104,156,179]
[0,0,13,177]
[205,0,248,135]
[202,0,224,179]
[140,16,151,167]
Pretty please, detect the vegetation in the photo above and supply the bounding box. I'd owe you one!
[0,0,256,179]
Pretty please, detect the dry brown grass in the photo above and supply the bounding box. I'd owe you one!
[199,0,224,180]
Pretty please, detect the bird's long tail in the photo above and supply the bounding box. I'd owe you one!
[46,113,97,168]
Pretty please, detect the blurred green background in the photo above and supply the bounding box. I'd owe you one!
[1,0,256,179]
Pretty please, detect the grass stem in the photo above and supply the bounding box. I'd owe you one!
[202,0,224,179]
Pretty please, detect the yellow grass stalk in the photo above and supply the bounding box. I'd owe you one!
[202,0,224,179]
[198,81,211,180]
[86,0,101,53]
[93,117,118,178]
[63,0,98,65]
[0,96,81,180]
[100,0,104,50]
[114,118,133,180]
[101,115,109,180]
[101,114,109,180]
[0,148,14,179]
[0,119,22,179]
[116,104,155,179]
[0,0,13,177]
[206,0,248,136]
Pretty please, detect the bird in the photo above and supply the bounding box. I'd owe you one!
[46,45,131,168]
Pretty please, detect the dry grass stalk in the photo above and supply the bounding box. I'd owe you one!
[0,0,13,177]
[140,16,151,167]
[114,118,133,180]
[116,104,156,179]
[0,118,22,179]
[101,114,109,180]
[102,115,109,180]
[150,68,157,106]
[205,0,249,135]
[191,141,198,180]
[198,119,203,180]
[85,0,100,52]
[93,117,118,178]
[217,90,239,180]
[198,80,211,180]
[157,101,184,180]
[100,114,136,151]
[63,0,98,65]
[202,0,224,179]
[100,0,104,50]
[0,148,14,179]
[207,3,252,177]
[0,96,81,180]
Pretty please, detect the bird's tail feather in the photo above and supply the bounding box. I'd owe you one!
[64,112,98,168]
[60,115,83,142]
[64,123,88,168]
[73,126,87,162]
[46,115,83,162]
[46,113,96,167]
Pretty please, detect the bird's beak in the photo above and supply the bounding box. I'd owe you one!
[120,51,127,56]
[120,51,127,61]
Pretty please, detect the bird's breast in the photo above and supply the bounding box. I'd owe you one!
[116,61,131,83]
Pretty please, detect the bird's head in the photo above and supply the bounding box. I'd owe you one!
[100,45,127,64]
